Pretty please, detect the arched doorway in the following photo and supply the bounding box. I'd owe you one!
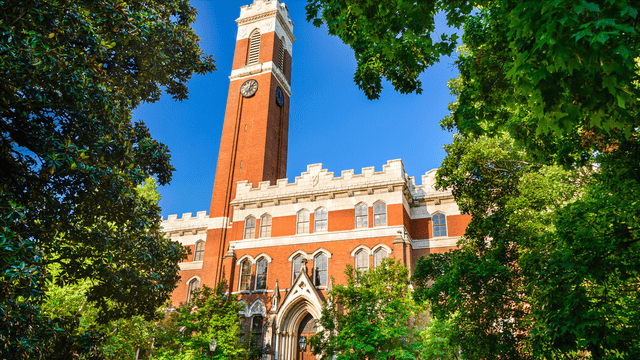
[296,313,316,360]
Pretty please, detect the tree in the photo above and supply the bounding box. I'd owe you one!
[310,258,423,360]
[153,282,250,360]
[1,0,215,357]
[308,0,640,358]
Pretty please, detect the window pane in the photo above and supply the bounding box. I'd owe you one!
[244,216,256,239]
[260,215,271,238]
[293,256,302,281]
[374,249,387,267]
[373,203,386,226]
[240,261,251,291]
[256,259,268,290]
[314,254,327,286]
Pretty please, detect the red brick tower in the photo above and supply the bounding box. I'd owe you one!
[203,0,295,287]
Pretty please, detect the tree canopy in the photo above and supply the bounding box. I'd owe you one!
[308,0,640,358]
[310,259,426,360]
[1,0,215,357]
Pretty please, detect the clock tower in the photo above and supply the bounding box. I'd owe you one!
[202,0,295,286]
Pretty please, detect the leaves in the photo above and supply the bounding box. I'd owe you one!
[1,0,213,356]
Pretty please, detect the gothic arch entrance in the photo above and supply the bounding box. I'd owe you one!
[296,313,316,360]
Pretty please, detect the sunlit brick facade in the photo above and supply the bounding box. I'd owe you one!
[161,1,470,359]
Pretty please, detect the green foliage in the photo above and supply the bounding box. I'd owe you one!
[416,314,459,360]
[305,0,459,99]
[153,282,250,360]
[1,0,214,356]
[310,258,423,360]
[310,0,640,358]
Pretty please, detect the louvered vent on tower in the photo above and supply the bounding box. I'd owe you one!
[278,36,285,71]
[247,29,261,65]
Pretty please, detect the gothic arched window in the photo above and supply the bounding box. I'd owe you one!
[433,212,447,237]
[355,203,368,228]
[373,248,388,268]
[314,208,328,232]
[260,214,272,238]
[193,240,205,261]
[355,249,368,273]
[239,259,251,291]
[244,216,256,239]
[292,255,303,282]
[373,201,387,226]
[314,253,328,286]
[247,29,261,65]
[297,209,309,234]
[255,258,268,290]
[186,277,200,303]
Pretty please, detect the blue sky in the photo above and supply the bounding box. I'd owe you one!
[134,1,460,218]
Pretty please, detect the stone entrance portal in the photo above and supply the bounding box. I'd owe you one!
[296,313,316,360]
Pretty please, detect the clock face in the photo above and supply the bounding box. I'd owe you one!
[275,86,284,107]
[240,79,258,97]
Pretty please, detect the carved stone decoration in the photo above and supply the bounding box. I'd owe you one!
[271,280,280,313]
[347,190,354,197]
[273,199,280,206]
[388,185,395,192]
[435,198,442,205]
[367,188,374,195]
[309,195,316,202]
[224,244,236,259]
[301,258,308,275]
[328,193,335,199]
[249,299,267,317]
[257,202,263,208]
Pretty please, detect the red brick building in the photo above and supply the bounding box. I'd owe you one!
[161,1,470,359]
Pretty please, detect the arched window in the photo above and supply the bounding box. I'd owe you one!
[292,255,303,282]
[244,216,256,239]
[278,36,285,71]
[315,208,328,232]
[260,214,272,238]
[373,202,387,226]
[247,29,261,65]
[255,258,268,290]
[355,203,368,228]
[297,210,309,234]
[374,248,388,267]
[251,315,263,349]
[314,253,328,286]
[433,212,447,237]
[193,240,205,261]
[186,277,200,303]
[355,249,368,273]
[239,260,251,291]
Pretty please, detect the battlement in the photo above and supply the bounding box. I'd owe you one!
[162,211,214,233]
[232,159,450,205]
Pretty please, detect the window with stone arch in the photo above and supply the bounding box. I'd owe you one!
[314,253,328,287]
[432,212,447,237]
[292,254,303,283]
[255,257,268,291]
[373,248,388,268]
[296,209,310,234]
[314,207,328,232]
[278,36,285,71]
[186,277,200,304]
[355,249,369,273]
[259,214,272,238]
[247,29,261,65]
[373,201,387,226]
[239,259,252,291]
[355,203,368,228]
[244,215,256,239]
[193,240,205,261]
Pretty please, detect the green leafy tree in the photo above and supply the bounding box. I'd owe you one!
[1,0,214,357]
[310,258,423,360]
[416,314,459,360]
[153,282,250,360]
[308,0,640,358]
